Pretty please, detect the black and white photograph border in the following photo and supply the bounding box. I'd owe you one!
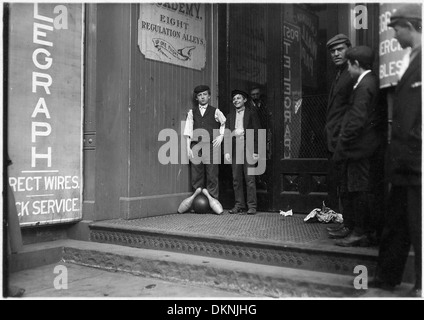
[1,0,422,302]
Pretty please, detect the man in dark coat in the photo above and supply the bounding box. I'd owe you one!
[224,90,261,215]
[332,46,383,247]
[372,4,422,296]
[325,34,356,238]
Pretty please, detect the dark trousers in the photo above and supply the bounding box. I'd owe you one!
[340,158,372,235]
[232,161,257,210]
[190,143,219,199]
[326,153,342,212]
[376,185,422,288]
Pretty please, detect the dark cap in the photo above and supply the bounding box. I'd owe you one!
[346,46,374,67]
[231,89,249,99]
[193,85,210,94]
[326,34,351,49]
[388,4,422,27]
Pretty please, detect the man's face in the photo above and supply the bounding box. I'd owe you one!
[232,94,247,108]
[347,60,361,79]
[329,43,349,66]
[250,88,261,102]
[392,24,413,49]
[196,90,211,105]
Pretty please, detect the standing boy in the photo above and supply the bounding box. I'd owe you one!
[183,85,226,199]
[373,4,422,296]
[332,46,383,247]
[325,34,356,239]
[224,90,261,215]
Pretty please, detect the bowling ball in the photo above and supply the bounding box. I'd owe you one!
[192,194,211,214]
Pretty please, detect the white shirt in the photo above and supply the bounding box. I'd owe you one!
[183,104,226,139]
[234,107,245,136]
[398,48,412,80]
[353,69,372,90]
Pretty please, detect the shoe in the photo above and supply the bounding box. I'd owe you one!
[368,278,396,292]
[335,233,370,247]
[228,207,245,214]
[326,223,344,232]
[328,227,351,239]
[247,208,257,215]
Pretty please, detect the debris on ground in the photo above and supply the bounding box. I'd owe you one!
[304,202,343,224]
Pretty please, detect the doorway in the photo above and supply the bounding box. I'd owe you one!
[218,3,341,213]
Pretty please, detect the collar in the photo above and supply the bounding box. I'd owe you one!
[199,104,208,110]
[410,45,421,63]
[236,106,245,113]
[353,70,371,90]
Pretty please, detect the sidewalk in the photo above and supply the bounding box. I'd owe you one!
[7,262,250,299]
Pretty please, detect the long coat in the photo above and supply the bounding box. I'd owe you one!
[325,64,356,153]
[388,48,422,186]
[333,72,383,161]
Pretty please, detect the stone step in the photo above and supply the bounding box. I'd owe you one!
[9,240,413,298]
[88,215,415,285]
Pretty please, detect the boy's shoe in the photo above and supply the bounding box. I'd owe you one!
[247,208,257,215]
[228,207,245,214]
[326,223,344,232]
[335,233,370,247]
[328,227,351,239]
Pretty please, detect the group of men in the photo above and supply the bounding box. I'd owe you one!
[324,4,421,296]
[184,3,421,297]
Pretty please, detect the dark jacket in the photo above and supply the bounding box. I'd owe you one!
[333,72,383,161]
[325,64,356,153]
[388,47,422,186]
[224,106,260,155]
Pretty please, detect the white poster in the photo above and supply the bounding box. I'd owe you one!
[138,3,206,70]
[379,3,409,88]
[8,3,83,226]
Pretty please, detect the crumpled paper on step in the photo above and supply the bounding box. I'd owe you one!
[279,209,293,217]
[304,202,343,224]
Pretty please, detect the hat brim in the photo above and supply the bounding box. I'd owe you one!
[327,39,349,49]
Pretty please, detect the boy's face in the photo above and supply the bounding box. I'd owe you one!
[329,43,348,66]
[196,90,211,106]
[232,94,247,108]
[250,88,261,102]
[392,24,413,49]
[347,60,361,79]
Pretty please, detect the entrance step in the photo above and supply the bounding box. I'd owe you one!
[88,213,416,284]
[8,240,413,298]
[88,213,380,277]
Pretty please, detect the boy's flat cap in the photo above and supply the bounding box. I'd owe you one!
[326,34,350,49]
[388,4,422,27]
[193,85,210,94]
[231,89,249,99]
[346,46,374,66]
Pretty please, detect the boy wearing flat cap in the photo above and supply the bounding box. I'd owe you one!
[325,34,356,239]
[372,3,422,296]
[184,85,226,200]
[224,90,261,215]
[333,46,383,248]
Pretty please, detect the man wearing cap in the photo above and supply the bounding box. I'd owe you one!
[372,4,422,296]
[332,46,383,247]
[325,34,356,239]
[224,90,261,215]
[183,85,226,201]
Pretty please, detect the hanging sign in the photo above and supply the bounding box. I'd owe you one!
[138,3,206,70]
[283,22,302,159]
[7,3,84,226]
[379,3,410,88]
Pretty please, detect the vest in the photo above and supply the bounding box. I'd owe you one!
[192,105,220,144]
